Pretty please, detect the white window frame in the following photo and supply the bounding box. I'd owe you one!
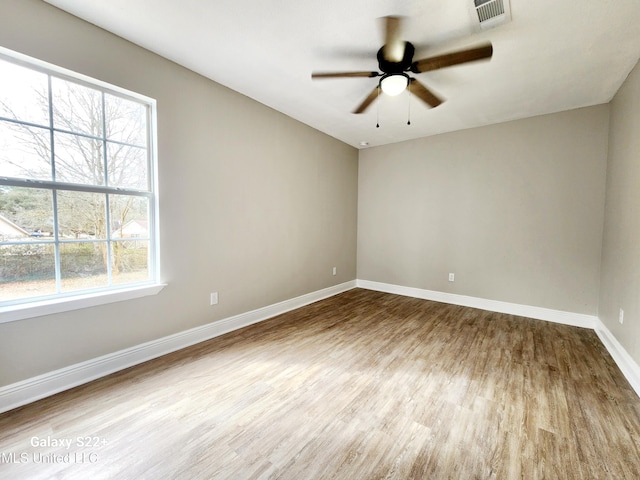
[0,47,164,323]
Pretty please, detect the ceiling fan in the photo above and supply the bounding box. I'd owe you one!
[311,16,493,114]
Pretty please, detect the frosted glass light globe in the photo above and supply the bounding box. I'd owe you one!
[380,75,408,96]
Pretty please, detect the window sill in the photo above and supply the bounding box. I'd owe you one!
[0,283,167,323]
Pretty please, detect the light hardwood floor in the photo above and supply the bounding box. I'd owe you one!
[1,289,640,479]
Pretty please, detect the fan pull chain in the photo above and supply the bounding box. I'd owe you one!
[407,79,412,125]
[376,86,380,128]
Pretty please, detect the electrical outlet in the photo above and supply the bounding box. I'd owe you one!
[448,273,455,282]
[332,267,337,276]
[619,308,624,324]
[210,292,218,305]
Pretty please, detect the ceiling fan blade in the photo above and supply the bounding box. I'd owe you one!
[411,44,493,73]
[409,78,443,108]
[312,71,379,79]
[382,16,405,63]
[353,86,380,114]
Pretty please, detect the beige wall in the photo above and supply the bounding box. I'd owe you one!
[0,0,358,386]
[358,106,609,314]
[600,60,640,365]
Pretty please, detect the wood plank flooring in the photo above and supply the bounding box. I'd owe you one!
[1,288,640,479]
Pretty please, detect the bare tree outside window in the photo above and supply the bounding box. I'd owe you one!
[0,54,156,303]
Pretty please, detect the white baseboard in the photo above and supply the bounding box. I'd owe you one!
[0,281,357,414]
[593,318,640,397]
[356,280,597,328]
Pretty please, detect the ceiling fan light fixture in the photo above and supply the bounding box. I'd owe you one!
[380,74,409,96]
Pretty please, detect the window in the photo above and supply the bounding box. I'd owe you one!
[0,48,161,317]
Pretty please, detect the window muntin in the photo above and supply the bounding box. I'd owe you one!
[0,49,158,308]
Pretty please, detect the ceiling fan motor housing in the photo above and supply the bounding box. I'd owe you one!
[377,41,415,74]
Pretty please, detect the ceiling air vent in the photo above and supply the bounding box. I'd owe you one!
[474,0,511,29]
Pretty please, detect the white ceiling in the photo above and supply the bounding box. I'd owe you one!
[43,0,640,149]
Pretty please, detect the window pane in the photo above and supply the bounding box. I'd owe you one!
[105,93,147,147]
[110,195,149,239]
[60,241,107,292]
[51,77,102,137]
[107,143,148,190]
[54,131,104,185]
[0,122,52,180]
[0,243,56,301]
[0,187,53,241]
[0,58,49,126]
[57,190,107,239]
[112,240,149,285]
